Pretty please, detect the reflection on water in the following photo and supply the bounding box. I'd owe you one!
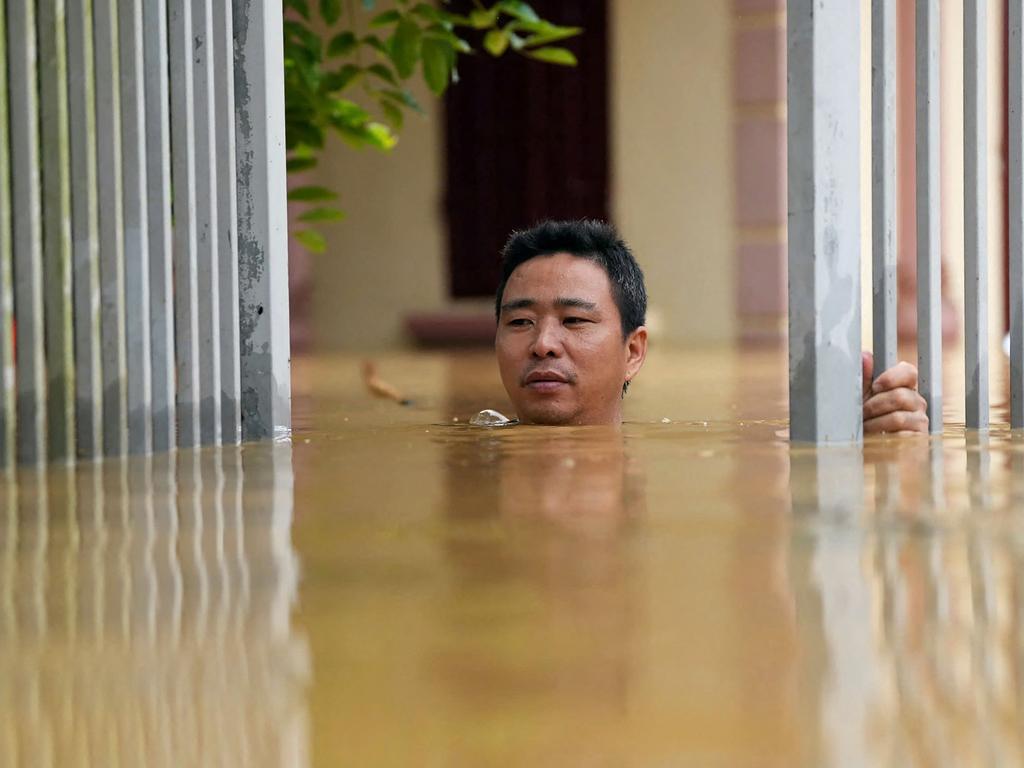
[287,349,1024,765]
[5,349,1024,764]
[0,445,309,767]
[792,440,1024,767]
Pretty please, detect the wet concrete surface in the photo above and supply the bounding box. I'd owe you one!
[2,345,1023,766]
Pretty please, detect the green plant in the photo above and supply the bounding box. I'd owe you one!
[282,0,581,253]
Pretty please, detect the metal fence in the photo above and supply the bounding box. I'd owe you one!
[0,0,291,466]
[787,0,1010,443]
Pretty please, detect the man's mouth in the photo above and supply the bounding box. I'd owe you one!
[522,369,573,392]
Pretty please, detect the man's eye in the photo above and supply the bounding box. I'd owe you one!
[564,317,590,325]
[508,318,531,327]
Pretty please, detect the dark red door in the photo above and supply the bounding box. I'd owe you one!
[443,0,610,299]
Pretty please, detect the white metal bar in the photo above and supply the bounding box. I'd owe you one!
[965,0,989,431]
[0,0,14,468]
[38,1,76,463]
[67,0,104,459]
[234,0,292,441]
[193,0,222,445]
[916,0,943,434]
[168,0,201,447]
[94,0,129,455]
[1010,0,1024,428]
[787,0,863,443]
[872,0,898,376]
[8,0,47,464]
[214,0,241,445]
[119,0,154,454]
[143,0,176,452]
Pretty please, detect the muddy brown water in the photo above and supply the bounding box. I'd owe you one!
[1,346,1023,766]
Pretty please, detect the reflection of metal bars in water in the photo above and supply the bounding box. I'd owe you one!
[0,0,290,466]
[788,0,1007,441]
[0,445,308,766]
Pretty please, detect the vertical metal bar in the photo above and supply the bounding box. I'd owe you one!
[39,0,76,463]
[0,0,14,468]
[234,0,292,442]
[916,0,942,434]
[214,0,241,445]
[8,0,47,463]
[1010,0,1024,428]
[965,0,989,431]
[94,0,129,455]
[143,0,175,452]
[67,0,103,459]
[193,0,221,445]
[119,0,153,454]
[168,0,200,447]
[872,0,898,376]
[787,0,863,444]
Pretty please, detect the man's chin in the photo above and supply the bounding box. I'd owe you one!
[515,402,579,426]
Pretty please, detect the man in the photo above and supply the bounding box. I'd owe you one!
[494,219,928,433]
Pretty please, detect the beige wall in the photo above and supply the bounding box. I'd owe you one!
[307,0,738,351]
[610,0,735,345]
[307,80,450,351]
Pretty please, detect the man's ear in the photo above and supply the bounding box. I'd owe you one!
[624,326,648,383]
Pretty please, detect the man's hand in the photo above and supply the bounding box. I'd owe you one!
[862,352,929,435]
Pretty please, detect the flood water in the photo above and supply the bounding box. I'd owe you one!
[2,346,1023,766]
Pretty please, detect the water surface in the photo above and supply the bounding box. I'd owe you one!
[2,346,1023,766]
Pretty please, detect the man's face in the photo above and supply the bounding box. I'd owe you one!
[495,252,647,425]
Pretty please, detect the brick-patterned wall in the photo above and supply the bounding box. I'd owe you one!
[734,0,787,344]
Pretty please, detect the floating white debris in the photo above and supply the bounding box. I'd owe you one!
[470,409,514,427]
[660,417,671,424]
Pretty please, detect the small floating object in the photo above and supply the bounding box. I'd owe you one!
[469,409,515,427]
[362,360,412,406]
[660,417,671,424]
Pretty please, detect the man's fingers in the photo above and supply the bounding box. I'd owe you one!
[864,409,929,435]
[862,387,927,420]
[871,360,919,395]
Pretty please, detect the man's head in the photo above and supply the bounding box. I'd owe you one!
[494,220,648,426]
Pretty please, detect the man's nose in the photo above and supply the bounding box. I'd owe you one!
[530,320,563,357]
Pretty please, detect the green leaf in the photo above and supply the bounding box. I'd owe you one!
[331,98,372,124]
[287,156,318,173]
[367,63,398,85]
[483,29,508,56]
[522,25,582,48]
[469,7,499,29]
[379,99,404,130]
[364,122,398,150]
[328,31,358,56]
[284,0,311,20]
[421,37,451,94]
[361,35,390,56]
[424,25,471,53]
[289,185,338,202]
[370,9,402,27]
[390,18,422,78]
[319,0,342,24]
[497,0,539,22]
[411,3,446,26]
[298,207,347,223]
[322,64,362,92]
[381,88,424,113]
[524,46,576,65]
[295,230,327,253]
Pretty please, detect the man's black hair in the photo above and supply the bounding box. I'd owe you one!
[494,219,647,338]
